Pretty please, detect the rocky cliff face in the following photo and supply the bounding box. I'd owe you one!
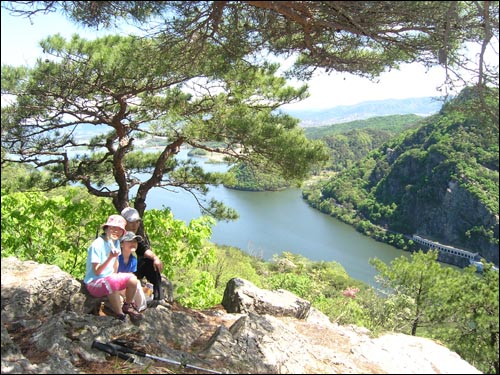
[1,257,481,374]
[360,89,500,267]
[375,143,499,265]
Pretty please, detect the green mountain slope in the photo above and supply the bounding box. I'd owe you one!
[305,114,425,172]
[304,87,499,266]
[304,114,422,139]
[227,115,423,190]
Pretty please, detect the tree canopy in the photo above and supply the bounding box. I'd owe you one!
[4,1,498,89]
[370,250,499,374]
[1,1,498,224]
[1,31,329,221]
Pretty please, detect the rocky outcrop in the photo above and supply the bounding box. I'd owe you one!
[221,277,312,319]
[375,144,499,264]
[314,90,499,268]
[1,257,481,374]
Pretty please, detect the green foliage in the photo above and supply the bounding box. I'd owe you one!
[187,148,208,157]
[304,114,422,139]
[1,32,328,219]
[0,162,54,193]
[432,265,499,374]
[370,250,446,336]
[303,114,422,174]
[173,245,265,309]
[262,252,373,326]
[209,246,264,289]
[304,88,499,260]
[8,1,497,90]
[370,250,499,374]
[142,209,216,281]
[266,272,313,297]
[332,294,373,327]
[176,271,221,309]
[1,188,114,278]
[224,162,295,191]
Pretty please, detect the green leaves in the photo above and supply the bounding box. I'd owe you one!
[141,208,215,280]
[2,30,328,219]
[1,188,114,278]
[177,271,220,308]
[443,265,500,373]
[370,250,499,373]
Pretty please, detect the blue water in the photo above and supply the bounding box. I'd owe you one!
[137,149,408,287]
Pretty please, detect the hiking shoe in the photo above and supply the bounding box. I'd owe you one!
[116,313,127,322]
[123,301,143,322]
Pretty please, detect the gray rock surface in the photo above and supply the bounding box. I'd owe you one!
[1,258,481,374]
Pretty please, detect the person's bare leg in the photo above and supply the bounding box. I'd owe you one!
[107,291,123,316]
[125,275,138,303]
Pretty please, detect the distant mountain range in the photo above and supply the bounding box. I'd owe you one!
[72,96,445,140]
[281,96,445,127]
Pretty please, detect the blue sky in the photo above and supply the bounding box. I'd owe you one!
[1,8,459,110]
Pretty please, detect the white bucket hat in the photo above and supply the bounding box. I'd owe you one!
[121,207,141,222]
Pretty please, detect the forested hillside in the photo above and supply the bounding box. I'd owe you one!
[303,87,499,266]
[224,162,296,191]
[226,114,424,190]
[304,114,422,138]
[306,114,424,172]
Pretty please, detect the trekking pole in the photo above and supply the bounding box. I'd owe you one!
[111,339,223,374]
[91,340,133,361]
[92,340,222,374]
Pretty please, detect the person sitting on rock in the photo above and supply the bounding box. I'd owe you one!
[121,207,169,308]
[83,214,143,322]
[118,231,149,312]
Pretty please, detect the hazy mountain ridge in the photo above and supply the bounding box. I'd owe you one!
[304,114,423,139]
[283,96,444,127]
[72,97,445,141]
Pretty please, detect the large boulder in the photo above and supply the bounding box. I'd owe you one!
[222,278,311,319]
[1,257,90,322]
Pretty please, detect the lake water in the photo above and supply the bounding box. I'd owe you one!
[139,148,409,287]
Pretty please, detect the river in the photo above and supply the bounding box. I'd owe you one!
[138,148,409,287]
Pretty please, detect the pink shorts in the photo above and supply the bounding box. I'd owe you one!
[86,273,135,298]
